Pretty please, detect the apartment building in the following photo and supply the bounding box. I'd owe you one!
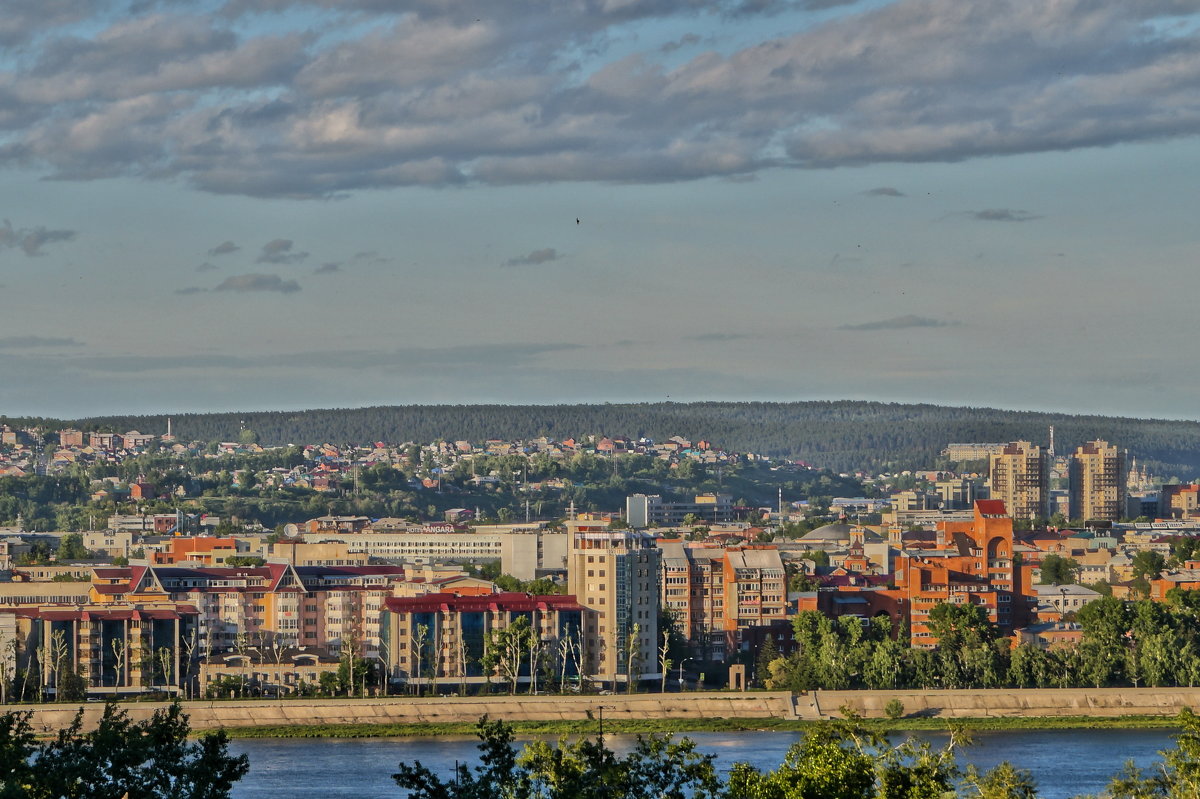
[566,521,661,684]
[625,493,734,528]
[380,593,594,687]
[896,500,1021,645]
[297,527,566,581]
[989,442,1049,521]
[1159,484,1200,520]
[660,541,725,660]
[1069,440,1126,522]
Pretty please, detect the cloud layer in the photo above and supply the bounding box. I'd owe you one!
[215,273,301,293]
[840,315,956,331]
[0,1,1196,198]
[0,219,77,256]
[503,247,560,267]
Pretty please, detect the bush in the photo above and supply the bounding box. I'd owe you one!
[884,699,905,720]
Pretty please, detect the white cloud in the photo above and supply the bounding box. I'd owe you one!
[0,1,1197,197]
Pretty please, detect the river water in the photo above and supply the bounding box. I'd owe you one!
[228,727,1177,798]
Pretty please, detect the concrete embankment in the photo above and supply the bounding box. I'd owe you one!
[0,691,801,732]
[5,687,1200,732]
[816,687,1200,720]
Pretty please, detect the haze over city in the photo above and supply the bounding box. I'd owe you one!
[2,0,1199,419]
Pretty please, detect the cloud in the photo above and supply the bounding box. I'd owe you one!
[207,240,239,256]
[0,335,83,348]
[687,332,750,342]
[66,341,581,373]
[175,286,208,295]
[840,315,958,331]
[195,262,218,272]
[256,239,309,264]
[0,219,77,256]
[503,247,560,267]
[661,34,701,54]
[0,1,1198,196]
[314,262,341,274]
[214,273,301,293]
[865,187,905,197]
[969,208,1041,222]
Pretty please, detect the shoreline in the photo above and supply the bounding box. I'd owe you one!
[9,688,1198,738]
[211,713,1185,739]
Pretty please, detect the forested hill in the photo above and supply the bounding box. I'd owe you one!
[11,401,1200,477]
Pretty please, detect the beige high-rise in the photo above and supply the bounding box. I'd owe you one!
[1069,440,1126,522]
[989,441,1049,521]
[566,521,661,686]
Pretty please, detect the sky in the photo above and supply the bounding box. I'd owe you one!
[2,0,1200,421]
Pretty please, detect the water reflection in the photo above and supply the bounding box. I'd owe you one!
[229,728,1176,799]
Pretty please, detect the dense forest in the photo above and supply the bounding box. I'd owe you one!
[6,401,1200,476]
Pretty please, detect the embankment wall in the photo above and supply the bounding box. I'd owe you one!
[6,687,1200,732]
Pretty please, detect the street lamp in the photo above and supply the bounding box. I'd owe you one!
[597,704,614,748]
[677,658,694,691]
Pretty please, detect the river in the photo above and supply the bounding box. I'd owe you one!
[228,727,1178,798]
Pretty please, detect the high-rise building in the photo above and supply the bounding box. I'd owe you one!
[566,521,661,685]
[1069,440,1126,522]
[989,441,1049,521]
[1159,484,1200,520]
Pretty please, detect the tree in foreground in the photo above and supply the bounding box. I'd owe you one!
[392,715,722,799]
[0,702,248,799]
[394,708,1200,799]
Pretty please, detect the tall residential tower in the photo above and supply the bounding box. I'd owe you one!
[1069,440,1126,522]
[989,441,1049,521]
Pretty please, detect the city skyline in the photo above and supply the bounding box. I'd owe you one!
[2,1,1199,419]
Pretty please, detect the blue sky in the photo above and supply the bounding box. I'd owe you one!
[2,0,1199,420]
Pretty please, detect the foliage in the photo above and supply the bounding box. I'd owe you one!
[36,400,1200,476]
[394,714,721,799]
[0,701,247,798]
[223,556,266,567]
[772,592,1200,692]
[884,699,905,720]
[1038,554,1078,585]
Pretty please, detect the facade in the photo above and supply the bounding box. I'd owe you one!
[625,493,734,528]
[380,593,594,688]
[897,500,1021,645]
[942,443,1005,461]
[296,528,566,580]
[0,600,199,697]
[1069,440,1126,522]
[1159,485,1200,520]
[198,648,339,696]
[989,441,1049,521]
[566,522,661,683]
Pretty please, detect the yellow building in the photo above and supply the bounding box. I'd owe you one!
[566,521,661,685]
[1069,440,1126,522]
[989,441,1049,521]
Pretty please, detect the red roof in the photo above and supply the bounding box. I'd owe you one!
[385,592,587,614]
[975,500,1008,516]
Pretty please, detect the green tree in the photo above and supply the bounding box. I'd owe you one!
[962,762,1039,799]
[55,533,90,562]
[393,715,723,799]
[1132,550,1167,580]
[0,701,248,798]
[1038,553,1079,585]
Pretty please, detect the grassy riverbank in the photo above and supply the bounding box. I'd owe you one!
[212,713,1183,739]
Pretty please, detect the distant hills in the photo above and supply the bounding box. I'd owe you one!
[8,401,1199,477]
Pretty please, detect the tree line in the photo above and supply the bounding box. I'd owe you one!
[762,593,1200,692]
[8,399,1200,474]
[394,711,1200,799]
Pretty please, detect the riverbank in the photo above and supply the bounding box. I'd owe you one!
[218,713,1183,739]
[5,687,1199,737]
